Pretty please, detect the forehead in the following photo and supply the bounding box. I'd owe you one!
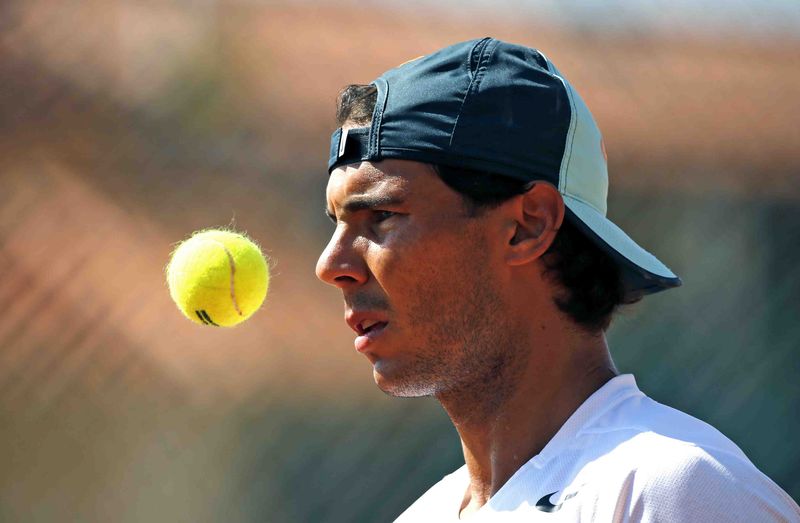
[326,160,432,204]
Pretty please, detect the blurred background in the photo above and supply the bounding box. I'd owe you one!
[1,0,798,521]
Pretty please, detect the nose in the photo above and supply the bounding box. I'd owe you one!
[315,226,368,288]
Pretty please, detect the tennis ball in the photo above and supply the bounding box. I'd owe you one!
[166,229,269,327]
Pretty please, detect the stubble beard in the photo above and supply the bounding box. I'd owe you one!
[379,269,529,426]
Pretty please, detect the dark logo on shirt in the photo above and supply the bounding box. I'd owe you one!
[535,490,579,513]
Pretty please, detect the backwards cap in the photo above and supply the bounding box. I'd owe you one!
[328,37,681,298]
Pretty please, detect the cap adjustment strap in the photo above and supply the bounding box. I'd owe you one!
[328,126,371,173]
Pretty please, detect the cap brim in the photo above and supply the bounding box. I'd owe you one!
[562,194,682,298]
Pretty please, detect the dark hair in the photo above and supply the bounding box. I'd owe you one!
[334,84,638,333]
[336,84,378,127]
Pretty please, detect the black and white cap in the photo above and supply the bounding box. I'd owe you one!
[329,37,681,298]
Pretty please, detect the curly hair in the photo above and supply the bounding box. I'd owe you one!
[334,84,638,333]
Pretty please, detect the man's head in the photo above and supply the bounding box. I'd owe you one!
[332,83,636,334]
[318,159,521,399]
[317,38,680,398]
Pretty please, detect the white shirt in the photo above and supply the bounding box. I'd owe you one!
[394,374,800,522]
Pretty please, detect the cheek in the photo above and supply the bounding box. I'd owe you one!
[371,220,460,290]
[368,229,434,299]
[374,225,492,331]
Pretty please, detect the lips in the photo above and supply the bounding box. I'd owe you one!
[345,311,389,352]
[346,311,389,335]
[354,321,388,353]
[358,319,388,335]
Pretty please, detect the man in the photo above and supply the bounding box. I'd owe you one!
[316,38,799,521]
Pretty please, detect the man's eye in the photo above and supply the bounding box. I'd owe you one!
[372,210,396,223]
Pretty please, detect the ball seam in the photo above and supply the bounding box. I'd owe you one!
[210,239,244,317]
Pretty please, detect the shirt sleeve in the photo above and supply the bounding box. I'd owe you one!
[620,446,800,523]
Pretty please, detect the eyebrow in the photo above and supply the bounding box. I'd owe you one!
[325,194,406,223]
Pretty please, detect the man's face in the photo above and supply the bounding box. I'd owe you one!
[316,159,522,398]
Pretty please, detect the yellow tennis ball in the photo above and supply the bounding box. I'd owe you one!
[166,229,269,327]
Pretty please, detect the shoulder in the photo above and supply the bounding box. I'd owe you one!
[613,441,800,522]
[571,388,800,521]
[595,390,750,457]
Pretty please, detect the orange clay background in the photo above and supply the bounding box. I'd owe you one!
[1,1,798,520]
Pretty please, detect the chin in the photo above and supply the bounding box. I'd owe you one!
[373,365,437,398]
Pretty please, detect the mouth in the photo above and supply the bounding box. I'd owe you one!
[357,319,387,335]
[355,321,388,352]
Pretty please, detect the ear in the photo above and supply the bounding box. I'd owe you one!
[505,183,565,266]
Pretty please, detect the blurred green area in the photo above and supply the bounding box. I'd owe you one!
[1,1,798,521]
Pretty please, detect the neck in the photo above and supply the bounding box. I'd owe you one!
[436,325,616,518]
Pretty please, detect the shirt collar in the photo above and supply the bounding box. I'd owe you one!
[532,373,642,465]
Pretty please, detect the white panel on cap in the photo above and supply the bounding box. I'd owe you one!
[543,56,678,286]
[544,60,609,217]
[564,195,678,279]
